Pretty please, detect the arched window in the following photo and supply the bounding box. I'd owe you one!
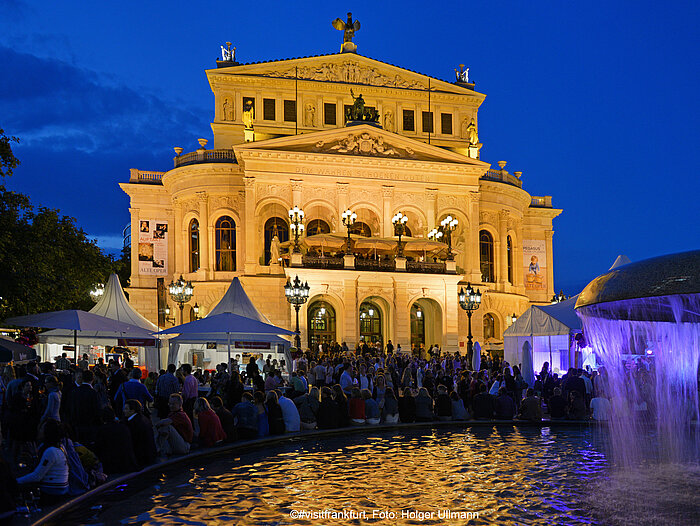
[480,230,494,282]
[483,313,496,340]
[350,221,372,237]
[507,235,513,284]
[359,301,382,345]
[263,217,289,265]
[189,219,200,272]
[308,302,336,349]
[215,216,236,271]
[306,219,331,236]
[410,303,425,348]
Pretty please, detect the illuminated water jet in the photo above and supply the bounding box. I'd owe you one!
[576,250,700,466]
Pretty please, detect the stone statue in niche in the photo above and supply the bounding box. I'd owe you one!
[383,109,394,132]
[222,97,233,121]
[270,235,281,265]
[305,103,315,127]
[242,101,254,129]
[467,119,478,145]
[461,117,471,140]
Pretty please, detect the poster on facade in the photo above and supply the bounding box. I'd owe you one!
[523,239,547,291]
[138,220,168,275]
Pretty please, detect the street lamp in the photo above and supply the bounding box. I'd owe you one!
[510,312,517,325]
[458,282,482,365]
[551,290,567,304]
[392,212,409,257]
[440,215,458,260]
[193,303,201,320]
[341,209,357,251]
[168,275,194,324]
[427,228,443,242]
[284,275,310,349]
[89,283,105,303]
[163,306,175,325]
[289,206,305,253]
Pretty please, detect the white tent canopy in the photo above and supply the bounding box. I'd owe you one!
[37,274,160,369]
[167,277,291,370]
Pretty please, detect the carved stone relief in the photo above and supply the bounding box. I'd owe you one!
[256,61,427,89]
[209,193,243,212]
[314,131,415,158]
[256,184,290,200]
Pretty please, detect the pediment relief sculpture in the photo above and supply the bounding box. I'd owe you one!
[313,132,415,158]
[255,60,426,89]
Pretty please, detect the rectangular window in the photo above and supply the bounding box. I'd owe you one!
[441,113,452,135]
[283,100,297,122]
[403,109,415,131]
[422,111,434,133]
[263,98,275,120]
[242,97,255,116]
[324,103,336,125]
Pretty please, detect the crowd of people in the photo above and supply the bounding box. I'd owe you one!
[0,343,614,519]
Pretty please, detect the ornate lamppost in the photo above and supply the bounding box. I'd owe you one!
[440,215,458,260]
[458,283,482,365]
[284,275,310,349]
[392,211,409,257]
[168,275,194,324]
[427,228,443,243]
[289,206,305,253]
[341,209,357,251]
[193,303,201,320]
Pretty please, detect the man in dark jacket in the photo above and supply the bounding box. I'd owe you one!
[518,389,543,422]
[547,387,567,419]
[94,407,138,474]
[67,369,101,444]
[211,396,236,442]
[472,384,495,419]
[494,387,516,419]
[123,399,157,467]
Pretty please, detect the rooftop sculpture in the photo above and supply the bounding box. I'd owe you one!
[333,12,361,53]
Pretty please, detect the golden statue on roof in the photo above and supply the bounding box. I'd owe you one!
[333,12,361,53]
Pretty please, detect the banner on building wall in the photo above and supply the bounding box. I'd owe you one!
[138,220,168,275]
[523,239,547,291]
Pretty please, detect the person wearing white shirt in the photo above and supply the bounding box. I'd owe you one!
[277,393,301,432]
[590,396,612,420]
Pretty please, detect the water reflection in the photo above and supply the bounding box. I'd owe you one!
[55,426,699,526]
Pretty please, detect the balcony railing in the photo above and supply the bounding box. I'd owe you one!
[129,169,165,184]
[355,258,396,272]
[481,169,523,188]
[406,261,447,273]
[174,149,237,168]
[530,196,553,208]
[301,255,344,269]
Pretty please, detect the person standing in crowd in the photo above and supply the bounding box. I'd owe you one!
[547,387,567,419]
[107,360,128,410]
[55,353,70,371]
[123,399,157,468]
[78,354,90,371]
[116,368,153,411]
[295,387,320,429]
[41,375,62,424]
[155,364,180,418]
[180,364,198,420]
[67,369,101,445]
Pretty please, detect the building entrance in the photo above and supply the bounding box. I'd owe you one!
[359,301,382,346]
[307,301,336,350]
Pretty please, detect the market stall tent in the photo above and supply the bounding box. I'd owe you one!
[36,274,160,370]
[166,277,292,371]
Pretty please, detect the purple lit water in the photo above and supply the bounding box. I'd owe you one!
[577,294,700,466]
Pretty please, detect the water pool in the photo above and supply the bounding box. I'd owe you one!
[49,425,700,525]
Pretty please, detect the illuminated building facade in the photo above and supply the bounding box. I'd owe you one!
[121,40,561,357]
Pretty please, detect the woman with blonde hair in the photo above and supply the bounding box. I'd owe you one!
[193,397,225,447]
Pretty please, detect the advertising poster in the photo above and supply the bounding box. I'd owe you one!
[138,220,168,275]
[523,239,547,291]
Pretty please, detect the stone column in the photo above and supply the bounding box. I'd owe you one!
[129,207,141,288]
[244,177,257,275]
[426,188,437,231]
[382,186,394,237]
[468,192,481,283]
[173,198,185,275]
[498,210,509,289]
[196,192,210,278]
[515,224,524,293]
[545,229,555,298]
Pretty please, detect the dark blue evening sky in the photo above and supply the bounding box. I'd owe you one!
[1,0,698,294]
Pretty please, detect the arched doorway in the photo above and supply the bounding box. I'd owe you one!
[350,222,372,237]
[410,298,443,353]
[308,301,336,350]
[359,301,382,345]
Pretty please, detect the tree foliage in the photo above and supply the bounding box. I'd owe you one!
[0,128,125,319]
[0,128,20,178]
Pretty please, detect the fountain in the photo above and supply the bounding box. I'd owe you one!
[575,250,700,466]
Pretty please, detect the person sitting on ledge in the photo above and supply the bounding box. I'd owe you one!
[450,391,470,420]
[193,397,226,448]
[317,386,339,429]
[415,387,434,422]
[232,392,259,440]
[363,389,381,425]
[277,390,301,432]
[382,387,400,424]
[547,387,567,420]
[494,387,516,420]
[94,406,138,475]
[332,384,350,426]
[518,388,543,422]
[398,387,416,423]
[434,385,452,421]
[295,387,320,430]
[123,399,157,468]
[590,393,612,421]
[349,387,366,425]
[16,419,68,504]
[156,393,193,456]
[566,390,587,420]
[211,396,237,442]
[472,384,495,419]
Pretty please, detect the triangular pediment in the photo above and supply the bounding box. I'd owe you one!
[208,53,485,98]
[234,124,489,167]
